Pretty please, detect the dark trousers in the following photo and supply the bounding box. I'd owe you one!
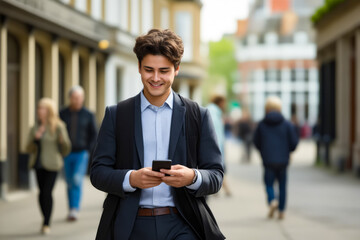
[264,165,287,211]
[128,211,198,240]
[35,168,58,226]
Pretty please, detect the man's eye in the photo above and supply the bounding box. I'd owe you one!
[145,69,152,72]
[160,71,168,74]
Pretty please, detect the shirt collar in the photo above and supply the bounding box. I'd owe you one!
[140,90,174,112]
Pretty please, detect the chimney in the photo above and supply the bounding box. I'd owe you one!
[236,19,248,38]
[271,0,290,13]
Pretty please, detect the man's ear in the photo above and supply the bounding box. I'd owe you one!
[175,65,180,76]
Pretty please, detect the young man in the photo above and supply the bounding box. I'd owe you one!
[60,86,97,221]
[91,29,225,240]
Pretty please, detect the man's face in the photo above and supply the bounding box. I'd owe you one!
[139,54,179,105]
[69,90,84,111]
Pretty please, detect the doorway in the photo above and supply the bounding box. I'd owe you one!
[7,33,20,190]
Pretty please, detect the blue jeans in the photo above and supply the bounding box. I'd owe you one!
[64,150,89,210]
[264,165,287,211]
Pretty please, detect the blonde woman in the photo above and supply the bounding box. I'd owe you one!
[26,98,71,234]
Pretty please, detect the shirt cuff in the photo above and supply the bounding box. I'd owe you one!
[186,169,202,191]
[123,170,137,192]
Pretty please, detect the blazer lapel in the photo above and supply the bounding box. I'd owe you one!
[134,94,144,168]
[168,93,185,161]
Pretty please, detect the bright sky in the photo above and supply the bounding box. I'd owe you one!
[201,0,252,42]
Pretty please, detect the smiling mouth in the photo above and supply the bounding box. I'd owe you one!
[149,82,163,88]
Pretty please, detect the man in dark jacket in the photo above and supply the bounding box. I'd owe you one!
[253,96,299,220]
[60,86,97,221]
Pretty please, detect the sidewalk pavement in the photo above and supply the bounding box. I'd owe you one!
[0,140,359,239]
[0,175,105,240]
[208,139,360,240]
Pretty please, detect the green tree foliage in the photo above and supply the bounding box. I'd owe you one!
[311,0,345,23]
[203,38,237,104]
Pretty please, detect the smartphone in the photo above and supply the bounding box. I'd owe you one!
[152,160,172,176]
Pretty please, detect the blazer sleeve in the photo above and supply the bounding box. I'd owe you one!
[193,108,224,198]
[90,106,129,198]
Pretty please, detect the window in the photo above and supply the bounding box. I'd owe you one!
[175,11,193,61]
[291,69,296,82]
[265,32,278,45]
[294,32,308,44]
[304,69,309,82]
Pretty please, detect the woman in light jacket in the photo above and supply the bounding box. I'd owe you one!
[26,98,71,234]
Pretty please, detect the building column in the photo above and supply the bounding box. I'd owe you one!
[0,18,8,198]
[354,30,360,175]
[65,43,79,105]
[178,79,190,99]
[331,37,351,167]
[281,68,291,120]
[192,84,202,105]
[19,29,36,153]
[308,68,319,126]
[96,56,106,124]
[254,69,265,121]
[295,92,305,126]
[85,51,97,112]
[44,37,59,107]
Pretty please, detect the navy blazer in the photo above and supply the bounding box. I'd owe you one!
[90,93,224,239]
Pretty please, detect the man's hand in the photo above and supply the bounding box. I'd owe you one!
[129,167,164,189]
[160,165,195,188]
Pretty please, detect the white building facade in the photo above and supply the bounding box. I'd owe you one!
[234,0,323,129]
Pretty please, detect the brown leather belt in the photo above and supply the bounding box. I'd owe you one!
[137,207,179,216]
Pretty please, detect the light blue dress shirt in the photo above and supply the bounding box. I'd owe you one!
[122,90,202,208]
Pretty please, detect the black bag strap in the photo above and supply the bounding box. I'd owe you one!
[115,97,135,169]
[177,94,202,168]
[178,94,224,240]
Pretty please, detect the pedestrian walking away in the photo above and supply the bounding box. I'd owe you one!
[207,95,232,197]
[26,98,71,235]
[253,96,299,220]
[236,110,254,163]
[60,86,98,221]
[90,29,225,240]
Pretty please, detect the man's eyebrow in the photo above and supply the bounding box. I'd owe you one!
[143,66,171,70]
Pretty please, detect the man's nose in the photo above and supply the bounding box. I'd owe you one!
[153,71,160,81]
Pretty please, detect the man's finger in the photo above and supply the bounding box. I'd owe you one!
[160,169,178,176]
[144,169,165,178]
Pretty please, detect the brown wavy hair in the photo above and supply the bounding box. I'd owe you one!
[133,29,184,69]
